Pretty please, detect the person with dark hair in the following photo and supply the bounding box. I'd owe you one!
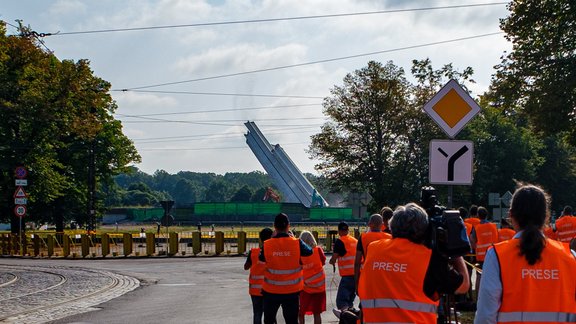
[470,206,498,293]
[245,227,274,324]
[379,206,394,233]
[498,218,516,242]
[329,221,358,318]
[354,214,390,292]
[556,205,576,243]
[470,206,498,262]
[466,204,480,227]
[358,203,469,323]
[475,184,576,323]
[259,213,312,324]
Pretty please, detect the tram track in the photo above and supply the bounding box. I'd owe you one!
[0,263,140,323]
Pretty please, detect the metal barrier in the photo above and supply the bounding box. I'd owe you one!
[0,229,352,258]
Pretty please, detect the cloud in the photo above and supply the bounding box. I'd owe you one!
[48,0,86,16]
[113,91,179,114]
[174,43,308,75]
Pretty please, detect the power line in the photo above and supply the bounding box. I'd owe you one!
[113,89,324,99]
[114,103,321,118]
[138,141,310,151]
[121,116,325,123]
[134,127,320,144]
[44,2,507,36]
[117,113,325,127]
[132,125,321,141]
[120,32,504,91]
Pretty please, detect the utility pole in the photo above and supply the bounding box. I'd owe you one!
[87,139,96,233]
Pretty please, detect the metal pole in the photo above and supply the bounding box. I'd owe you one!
[19,216,22,255]
[447,185,453,209]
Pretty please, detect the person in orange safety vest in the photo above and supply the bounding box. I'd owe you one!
[298,230,326,324]
[244,227,274,324]
[475,184,576,323]
[497,218,516,242]
[555,205,576,243]
[358,203,470,323]
[329,221,358,319]
[354,214,391,291]
[260,213,313,324]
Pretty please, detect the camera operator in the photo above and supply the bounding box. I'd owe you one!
[358,203,470,323]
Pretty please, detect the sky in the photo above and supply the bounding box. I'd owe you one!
[1,0,511,176]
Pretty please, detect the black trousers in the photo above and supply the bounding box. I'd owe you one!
[251,295,264,324]
[263,291,299,324]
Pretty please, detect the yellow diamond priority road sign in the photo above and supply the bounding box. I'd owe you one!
[423,79,481,138]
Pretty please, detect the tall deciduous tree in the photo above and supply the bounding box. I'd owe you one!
[490,0,576,141]
[0,23,140,230]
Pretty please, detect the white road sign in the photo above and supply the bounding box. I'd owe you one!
[15,179,28,186]
[14,198,27,205]
[429,140,474,185]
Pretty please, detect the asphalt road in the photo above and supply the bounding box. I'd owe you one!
[1,257,343,324]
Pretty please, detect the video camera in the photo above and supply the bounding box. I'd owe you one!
[420,186,471,258]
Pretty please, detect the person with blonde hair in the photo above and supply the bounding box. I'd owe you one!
[298,230,326,324]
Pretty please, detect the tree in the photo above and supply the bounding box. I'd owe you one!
[0,23,140,230]
[489,0,576,143]
[172,179,197,207]
[204,180,228,202]
[230,185,253,202]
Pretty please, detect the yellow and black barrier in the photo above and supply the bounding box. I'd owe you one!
[0,229,343,258]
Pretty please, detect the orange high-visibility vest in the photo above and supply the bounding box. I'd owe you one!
[248,247,266,296]
[556,216,576,243]
[475,222,498,261]
[361,231,391,259]
[337,235,357,276]
[301,246,326,294]
[494,238,576,323]
[263,237,303,294]
[498,228,516,242]
[544,226,557,240]
[465,217,481,227]
[358,238,438,323]
[465,222,473,238]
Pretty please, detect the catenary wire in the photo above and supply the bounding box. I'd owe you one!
[39,3,507,36]
[119,32,504,91]
[113,103,321,117]
[113,89,324,99]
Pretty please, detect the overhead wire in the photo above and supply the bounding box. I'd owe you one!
[40,2,507,36]
[134,127,321,144]
[113,89,324,99]
[113,103,321,118]
[138,141,311,151]
[119,32,504,91]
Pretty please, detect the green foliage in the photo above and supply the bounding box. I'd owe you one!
[0,23,140,228]
[486,0,576,212]
[111,168,276,206]
[490,0,576,142]
[230,185,253,202]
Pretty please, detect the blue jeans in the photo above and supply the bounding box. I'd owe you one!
[336,275,356,309]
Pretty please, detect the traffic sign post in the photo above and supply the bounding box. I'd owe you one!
[423,80,481,207]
